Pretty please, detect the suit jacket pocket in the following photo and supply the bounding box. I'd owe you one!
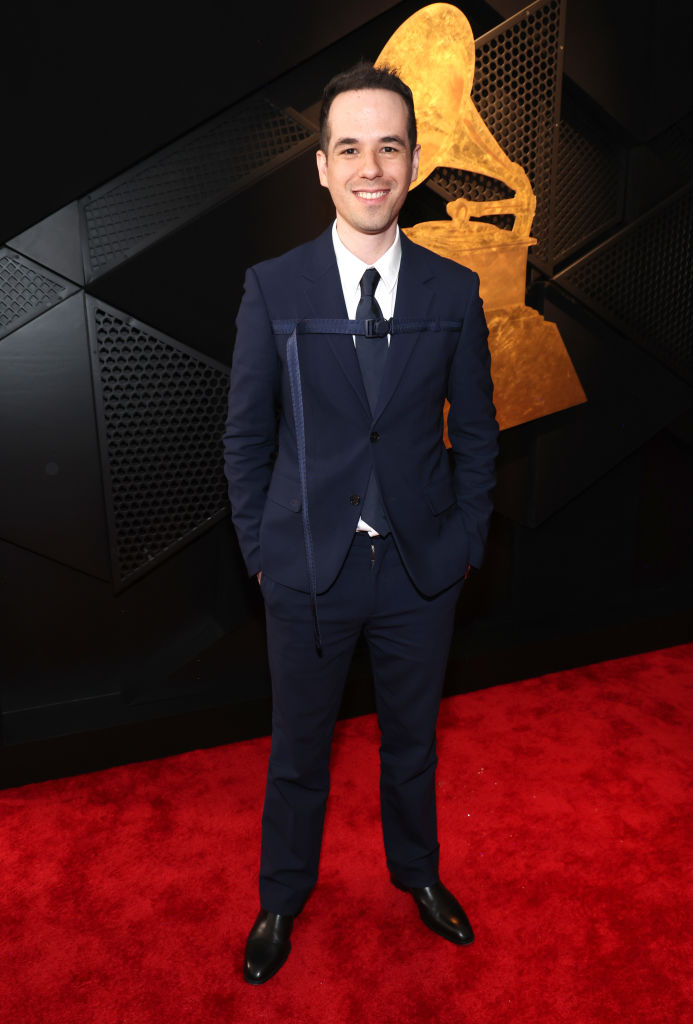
[424,476,457,515]
[266,470,302,513]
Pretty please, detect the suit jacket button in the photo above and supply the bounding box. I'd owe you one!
[349,494,361,506]
[370,431,380,442]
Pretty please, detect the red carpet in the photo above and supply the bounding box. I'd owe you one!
[2,644,692,1023]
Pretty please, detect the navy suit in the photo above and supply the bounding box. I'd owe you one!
[224,225,498,914]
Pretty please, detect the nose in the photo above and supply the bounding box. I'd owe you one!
[359,147,382,178]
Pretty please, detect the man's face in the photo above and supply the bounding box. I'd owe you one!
[316,89,420,246]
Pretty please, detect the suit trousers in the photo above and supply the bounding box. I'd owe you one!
[258,531,463,915]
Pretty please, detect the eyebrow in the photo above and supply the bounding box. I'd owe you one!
[332,134,408,149]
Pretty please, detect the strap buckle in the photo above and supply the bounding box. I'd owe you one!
[364,317,391,338]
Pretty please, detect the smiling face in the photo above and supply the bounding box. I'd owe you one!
[316,88,421,260]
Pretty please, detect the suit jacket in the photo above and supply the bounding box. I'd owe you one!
[223,225,499,596]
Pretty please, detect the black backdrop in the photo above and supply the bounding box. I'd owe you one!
[2,0,692,785]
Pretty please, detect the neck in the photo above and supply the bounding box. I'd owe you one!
[335,218,397,264]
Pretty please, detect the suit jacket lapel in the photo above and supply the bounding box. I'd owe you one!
[300,228,370,414]
[373,233,436,421]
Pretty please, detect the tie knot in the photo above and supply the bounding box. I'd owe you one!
[360,268,380,298]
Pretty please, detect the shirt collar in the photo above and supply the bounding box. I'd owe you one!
[331,222,402,300]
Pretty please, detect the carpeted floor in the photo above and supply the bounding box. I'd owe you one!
[2,643,692,1023]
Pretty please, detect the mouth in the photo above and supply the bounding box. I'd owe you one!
[352,189,390,201]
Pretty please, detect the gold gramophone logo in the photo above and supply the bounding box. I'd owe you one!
[377,3,586,431]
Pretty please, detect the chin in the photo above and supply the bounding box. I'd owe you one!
[354,212,398,235]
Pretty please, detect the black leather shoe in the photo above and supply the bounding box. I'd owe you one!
[392,876,475,945]
[243,910,293,984]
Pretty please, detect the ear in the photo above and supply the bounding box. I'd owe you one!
[410,143,421,185]
[316,149,329,188]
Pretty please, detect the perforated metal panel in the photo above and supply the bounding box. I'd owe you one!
[87,299,230,588]
[553,111,625,264]
[428,0,564,271]
[82,97,316,279]
[650,111,693,187]
[556,185,693,384]
[0,249,77,340]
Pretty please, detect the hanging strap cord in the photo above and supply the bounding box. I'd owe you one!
[272,317,463,337]
[285,324,322,655]
[277,316,464,655]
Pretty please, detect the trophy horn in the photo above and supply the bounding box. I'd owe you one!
[376,3,535,236]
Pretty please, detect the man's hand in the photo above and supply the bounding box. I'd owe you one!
[256,571,262,585]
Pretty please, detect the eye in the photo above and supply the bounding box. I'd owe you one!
[340,147,358,156]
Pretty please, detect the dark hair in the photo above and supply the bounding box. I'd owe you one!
[319,61,417,155]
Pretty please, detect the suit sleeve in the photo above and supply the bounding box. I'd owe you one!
[222,267,280,577]
[446,273,499,569]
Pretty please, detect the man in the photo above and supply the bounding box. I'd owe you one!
[224,62,498,984]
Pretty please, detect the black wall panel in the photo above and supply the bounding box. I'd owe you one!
[8,203,85,286]
[86,299,231,589]
[3,1,402,242]
[553,86,627,265]
[490,0,693,141]
[0,293,110,579]
[2,522,258,744]
[495,284,693,527]
[79,100,317,281]
[555,186,693,385]
[0,249,78,339]
[86,150,335,362]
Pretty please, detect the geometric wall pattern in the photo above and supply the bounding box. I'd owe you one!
[87,299,231,589]
[553,110,625,264]
[82,97,316,279]
[648,111,693,197]
[556,184,693,384]
[428,0,564,270]
[0,248,78,340]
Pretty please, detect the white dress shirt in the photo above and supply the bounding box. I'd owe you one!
[332,221,401,333]
[331,222,401,535]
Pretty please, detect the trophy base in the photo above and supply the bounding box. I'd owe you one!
[444,304,587,439]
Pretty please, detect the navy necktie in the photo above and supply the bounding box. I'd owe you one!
[355,268,389,536]
[355,268,388,412]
